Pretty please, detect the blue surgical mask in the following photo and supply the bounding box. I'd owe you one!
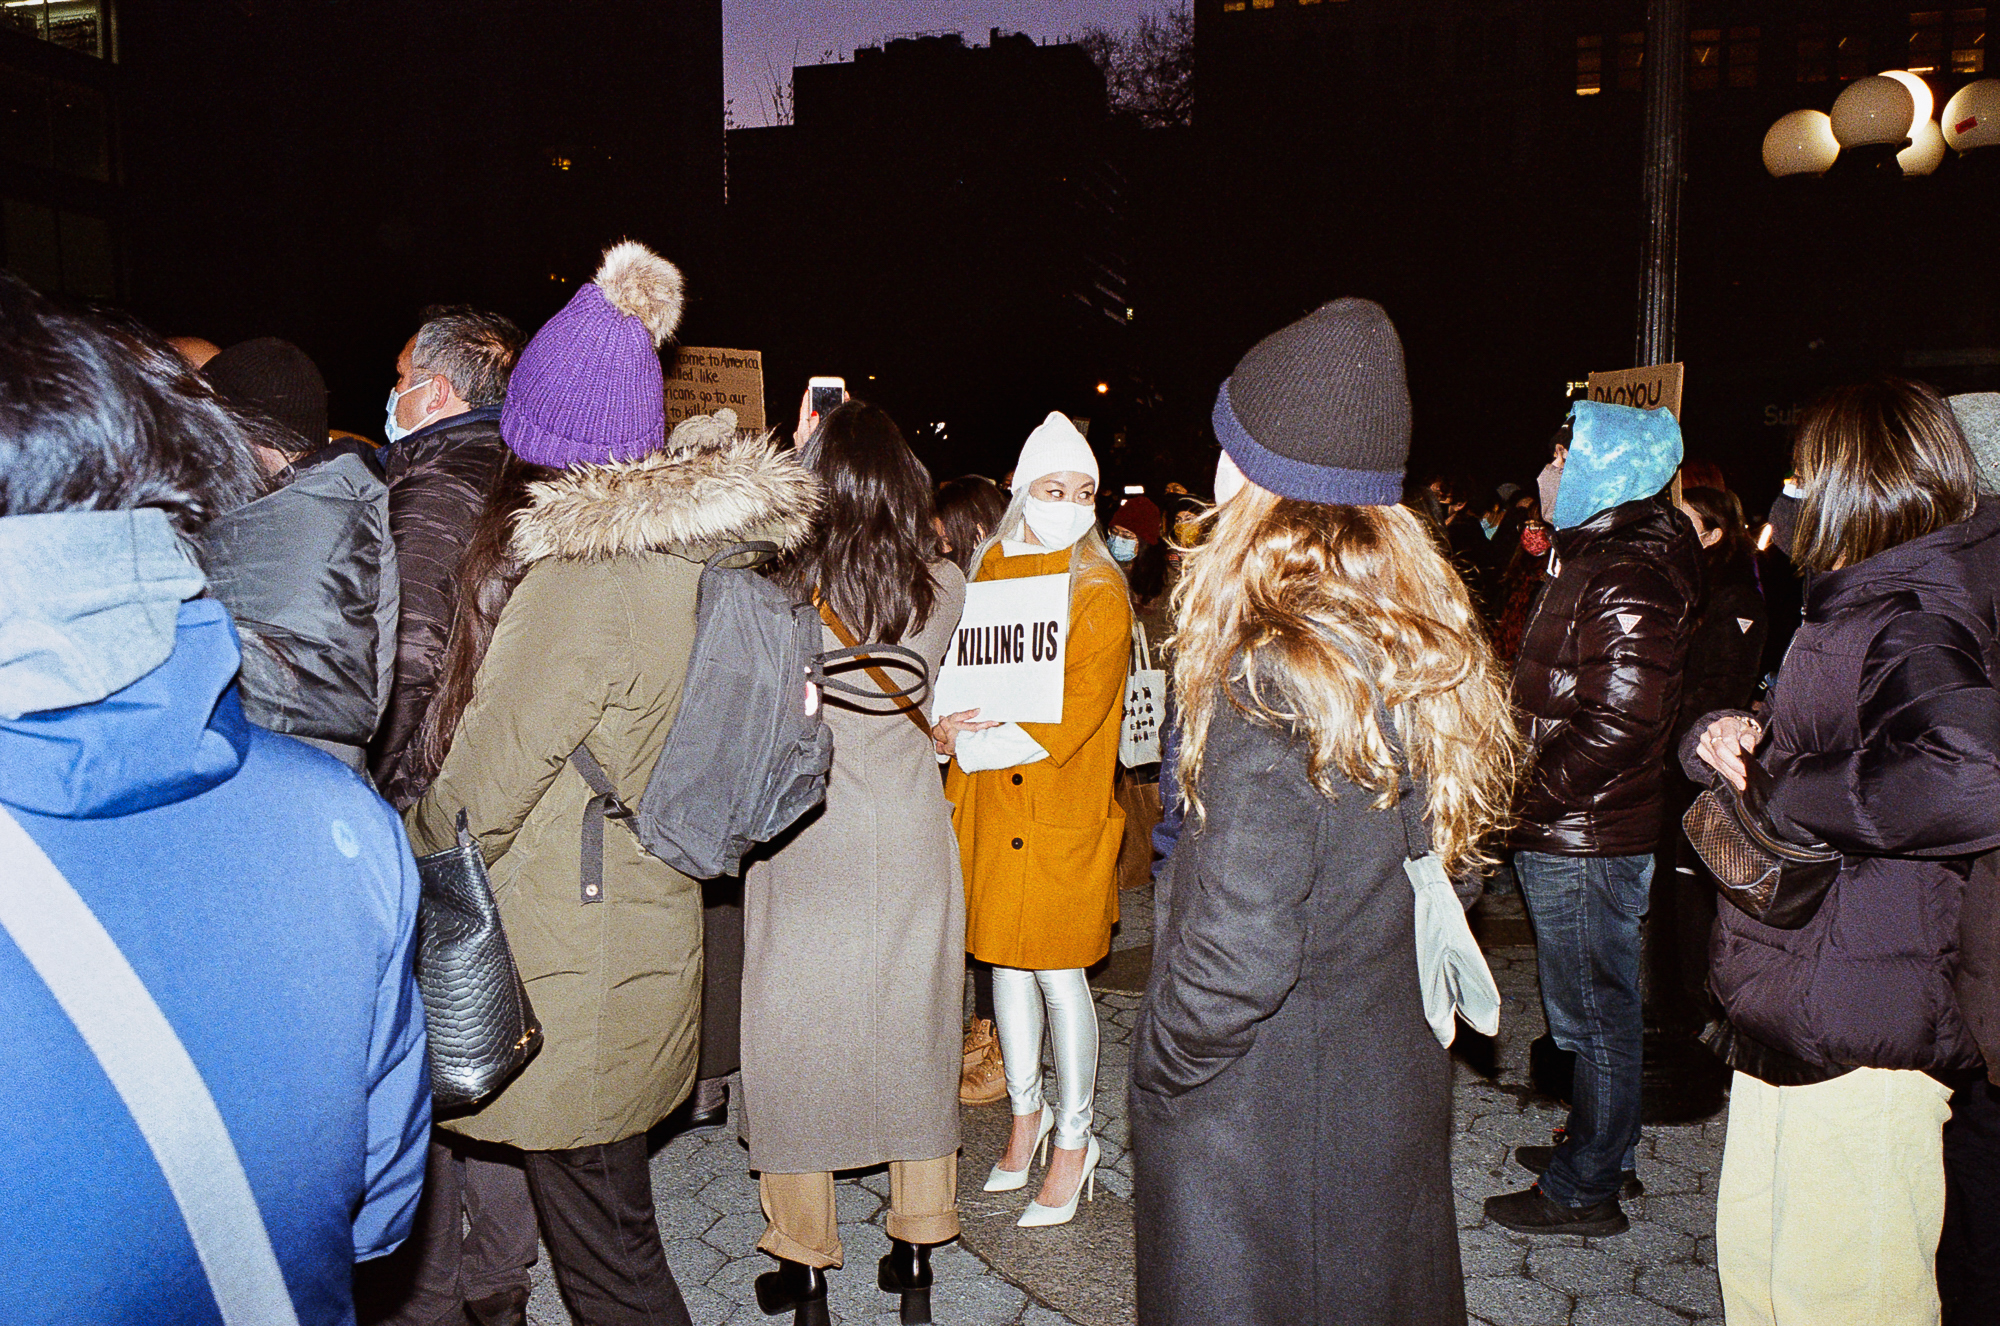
[384,378,439,444]
[1108,534,1139,563]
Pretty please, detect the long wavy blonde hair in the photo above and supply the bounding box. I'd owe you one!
[1171,485,1520,874]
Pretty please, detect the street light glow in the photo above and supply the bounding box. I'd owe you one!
[1095,381,1109,394]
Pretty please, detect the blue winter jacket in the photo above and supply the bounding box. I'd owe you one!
[0,511,429,1325]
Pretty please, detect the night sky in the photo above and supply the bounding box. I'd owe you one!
[724,0,1160,127]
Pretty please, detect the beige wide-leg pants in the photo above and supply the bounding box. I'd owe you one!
[757,1153,959,1268]
[1717,1066,1952,1326]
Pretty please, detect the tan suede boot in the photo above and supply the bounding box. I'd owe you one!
[959,1017,1007,1105]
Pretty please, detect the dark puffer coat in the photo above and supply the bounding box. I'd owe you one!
[199,440,398,771]
[1690,500,2000,1079]
[369,409,509,808]
[1670,550,1769,753]
[1512,494,1703,855]
[1132,691,1464,1326]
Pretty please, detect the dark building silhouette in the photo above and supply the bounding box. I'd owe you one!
[103,0,723,432]
[724,30,1130,480]
[1191,0,1996,498]
[0,1,121,301]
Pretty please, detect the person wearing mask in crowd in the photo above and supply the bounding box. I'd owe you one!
[369,306,523,809]
[738,400,968,1326]
[927,473,1014,1107]
[197,337,400,774]
[1672,486,1768,754]
[1131,299,1517,1325]
[0,273,430,1323]
[1109,493,1172,659]
[1691,378,2000,1325]
[358,305,534,1326]
[1944,388,2000,1326]
[935,474,1010,576]
[1486,400,1703,1236]
[937,413,1130,1229]
[408,242,818,1326]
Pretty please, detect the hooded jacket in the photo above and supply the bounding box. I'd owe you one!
[199,441,399,770]
[1513,403,1703,856]
[370,408,510,808]
[1689,500,2000,1080]
[0,510,428,1325]
[407,426,816,1151]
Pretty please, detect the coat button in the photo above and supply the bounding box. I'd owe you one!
[1011,773,1023,785]
[1012,837,1024,849]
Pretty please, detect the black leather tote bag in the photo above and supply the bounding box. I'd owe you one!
[414,811,542,1110]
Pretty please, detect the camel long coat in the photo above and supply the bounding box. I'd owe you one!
[947,544,1130,971]
[738,563,968,1174]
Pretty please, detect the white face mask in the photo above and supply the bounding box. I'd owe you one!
[1214,450,1247,506]
[1537,458,1563,524]
[1023,496,1096,551]
[384,378,440,444]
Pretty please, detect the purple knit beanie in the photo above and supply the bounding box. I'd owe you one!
[502,240,686,467]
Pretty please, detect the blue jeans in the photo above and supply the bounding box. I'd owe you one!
[1516,851,1652,1207]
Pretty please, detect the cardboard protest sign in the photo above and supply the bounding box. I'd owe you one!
[666,347,765,430]
[931,573,1070,725]
[1586,362,1684,419]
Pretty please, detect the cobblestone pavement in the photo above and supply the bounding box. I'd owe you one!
[522,888,1729,1325]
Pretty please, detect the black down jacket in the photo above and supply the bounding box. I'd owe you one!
[1689,499,2000,1079]
[1670,550,1769,754]
[368,409,509,808]
[199,440,398,771]
[1512,493,1704,856]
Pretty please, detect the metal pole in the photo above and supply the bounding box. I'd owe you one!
[1635,0,1688,366]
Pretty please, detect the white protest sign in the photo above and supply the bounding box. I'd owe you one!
[931,573,1070,725]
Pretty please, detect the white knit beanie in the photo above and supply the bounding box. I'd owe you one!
[1012,412,1099,494]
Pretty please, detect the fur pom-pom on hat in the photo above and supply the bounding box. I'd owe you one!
[594,240,684,347]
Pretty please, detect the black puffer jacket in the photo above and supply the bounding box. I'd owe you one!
[369,409,509,808]
[1689,500,2000,1079]
[1512,493,1703,856]
[1671,551,1769,754]
[199,440,399,770]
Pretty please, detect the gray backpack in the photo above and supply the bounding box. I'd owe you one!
[567,542,926,889]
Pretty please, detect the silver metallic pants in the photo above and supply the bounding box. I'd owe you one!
[991,966,1099,1150]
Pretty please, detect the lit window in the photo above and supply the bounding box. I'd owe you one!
[1223,1,1246,11]
[1577,33,1604,95]
[1691,28,1722,89]
[2,0,107,59]
[1299,0,1323,6]
[1251,0,1274,9]
[1921,7,1988,74]
[1617,31,1645,91]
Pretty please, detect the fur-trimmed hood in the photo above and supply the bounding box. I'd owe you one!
[512,424,818,564]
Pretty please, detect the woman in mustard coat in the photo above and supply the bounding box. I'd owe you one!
[938,412,1131,1228]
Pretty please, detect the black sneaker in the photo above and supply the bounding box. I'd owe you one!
[1484,1183,1630,1236]
[1513,1144,1644,1199]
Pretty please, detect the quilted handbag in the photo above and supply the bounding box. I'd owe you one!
[414,811,542,1110]
[1683,758,1841,930]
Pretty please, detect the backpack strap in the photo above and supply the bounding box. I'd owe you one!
[705,540,780,572]
[567,744,633,905]
[0,808,303,1326]
[815,596,934,739]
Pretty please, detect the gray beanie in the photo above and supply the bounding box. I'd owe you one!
[1951,393,2000,493]
[1211,297,1411,506]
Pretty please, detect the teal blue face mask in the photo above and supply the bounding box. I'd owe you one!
[1108,533,1139,563]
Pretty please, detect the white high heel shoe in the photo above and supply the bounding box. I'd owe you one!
[1017,1135,1099,1227]
[983,1105,1054,1193]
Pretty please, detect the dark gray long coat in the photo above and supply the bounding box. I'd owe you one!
[1131,697,1465,1326]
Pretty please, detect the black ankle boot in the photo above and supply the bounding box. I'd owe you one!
[753,1258,830,1325]
[878,1238,933,1324]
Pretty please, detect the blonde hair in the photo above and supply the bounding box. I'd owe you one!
[1171,487,1520,875]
